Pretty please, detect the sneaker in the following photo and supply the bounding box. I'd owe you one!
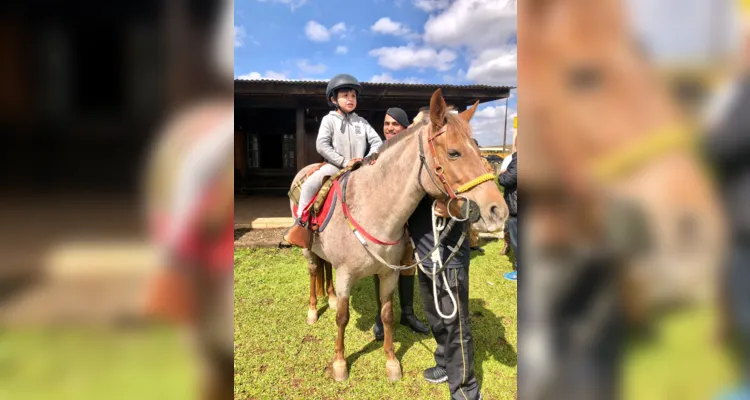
[470,246,485,254]
[504,270,517,281]
[423,366,448,383]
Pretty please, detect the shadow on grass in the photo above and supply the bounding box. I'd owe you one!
[474,236,515,268]
[469,298,517,387]
[348,275,431,373]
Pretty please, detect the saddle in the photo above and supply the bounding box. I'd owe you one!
[288,162,357,232]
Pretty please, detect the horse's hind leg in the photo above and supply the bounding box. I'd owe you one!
[332,271,353,381]
[315,263,325,298]
[378,270,402,381]
[303,249,322,325]
[325,262,337,310]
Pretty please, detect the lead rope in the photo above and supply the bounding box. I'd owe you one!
[429,200,459,319]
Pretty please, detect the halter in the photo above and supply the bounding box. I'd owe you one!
[589,124,699,183]
[418,124,497,201]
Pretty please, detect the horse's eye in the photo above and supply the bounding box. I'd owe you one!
[447,149,461,159]
[568,65,602,92]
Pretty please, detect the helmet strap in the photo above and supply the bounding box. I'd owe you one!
[332,90,351,132]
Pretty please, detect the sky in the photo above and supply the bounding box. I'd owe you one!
[234,0,518,147]
[625,0,740,65]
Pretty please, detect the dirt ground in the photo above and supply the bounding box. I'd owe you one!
[234,228,288,249]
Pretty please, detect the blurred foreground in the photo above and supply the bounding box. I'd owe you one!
[0,0,233,398]
[519,0,748,399]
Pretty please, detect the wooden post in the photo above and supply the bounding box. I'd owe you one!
[296,107,306,171]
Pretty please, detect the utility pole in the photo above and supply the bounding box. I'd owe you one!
[502,96,509,152]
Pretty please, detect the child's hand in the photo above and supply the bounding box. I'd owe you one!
[346,158,363,168]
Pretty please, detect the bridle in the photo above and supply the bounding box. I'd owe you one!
[340,119,499,272]
[417,122,497,218]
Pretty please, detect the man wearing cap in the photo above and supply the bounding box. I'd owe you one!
[383,107,411,139]
[371,107,430,340]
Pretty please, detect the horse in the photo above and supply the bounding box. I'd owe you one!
[288,88,508,382]
[519,0,727,397]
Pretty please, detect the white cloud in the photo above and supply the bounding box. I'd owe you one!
[369,73,424,84]
[330,22,347,35]
[470,102,515,146]
[419,0,517,86]
[235,26,259,47]
[305,21,331,42]
[626,0,738,64]
[335,46,349,55]
[236,70,288,80]
[414,0,451,13]
[424,0,516,51]
[371,17,412,36]
[297,59,328,74]
[442,69,467,84]
[368,44,458,71]
[257,0,309,11]
[305,20,349,42]
[234,26,246,47]
[465,46,517,86]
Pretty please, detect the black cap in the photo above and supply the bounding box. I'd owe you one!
[385,107,410,128]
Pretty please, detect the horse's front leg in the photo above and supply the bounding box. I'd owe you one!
[332,271,352,381]
[378,270,402,381]
[325,261,337,310]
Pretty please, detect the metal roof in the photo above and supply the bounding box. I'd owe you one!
[234,79,515,91]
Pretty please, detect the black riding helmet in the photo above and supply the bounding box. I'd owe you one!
[326,74,362,108]
[385,107,410,128]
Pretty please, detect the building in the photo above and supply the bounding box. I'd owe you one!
[234,79,513,194]
[480,145,514,157]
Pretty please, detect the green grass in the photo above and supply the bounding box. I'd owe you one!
[623,306,737,400]
[234,240,518,400]
[0,326,197,400]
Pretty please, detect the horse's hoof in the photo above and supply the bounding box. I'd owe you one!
[306,309,318,325]
[386,360,402,382]
[328,297,338,310]
[332,360,348,382]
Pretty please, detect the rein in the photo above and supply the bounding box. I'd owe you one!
[335,175,468,272]
[335,120,490,271]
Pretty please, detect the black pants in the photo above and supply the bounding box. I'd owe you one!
[418,266,479,400]
[507,215,519,271]
[726,243,750,381]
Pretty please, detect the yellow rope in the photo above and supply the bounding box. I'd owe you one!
[591,125,697,183]
[455,173,496,194]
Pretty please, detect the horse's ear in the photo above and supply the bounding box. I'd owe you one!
[459,100,480,122]
[429,89,447,130]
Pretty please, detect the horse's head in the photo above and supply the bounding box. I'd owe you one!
[521,0,727,306]
[418,89,509,233]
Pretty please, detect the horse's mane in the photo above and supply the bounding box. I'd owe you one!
[362,106,468,166]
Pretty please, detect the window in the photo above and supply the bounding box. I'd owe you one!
[247,134,260,169]
[282,134,296,169]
